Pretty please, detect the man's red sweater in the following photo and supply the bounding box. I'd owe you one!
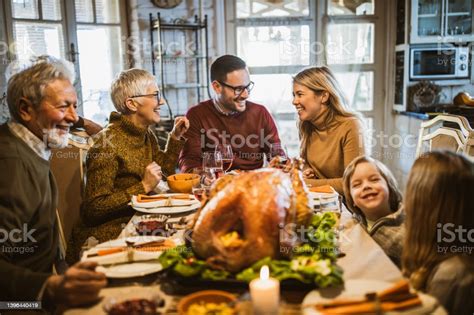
[178,99,281,172]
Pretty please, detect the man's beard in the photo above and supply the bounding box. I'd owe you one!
[43,128,70,149]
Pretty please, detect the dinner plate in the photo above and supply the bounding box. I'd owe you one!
[308,191,340,212]
[131,193,197,209]
[96,262,163,279]
[302,279,443,315]
[131,193,201,214]
[82,236,178,278]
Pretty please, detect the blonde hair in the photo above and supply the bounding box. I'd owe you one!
[402,151,474,290]
[293,66,362,160]
[342,155,403,222]
[110,68,156,114]
[7,62,70,122]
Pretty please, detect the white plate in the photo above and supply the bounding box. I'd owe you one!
[132,202,200,214]
[131,193,197,208]
[82,236,173,278]
[302,279,443,315]
[131,194,201,214]
[96,262,163,279]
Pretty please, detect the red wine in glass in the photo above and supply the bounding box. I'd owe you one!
[213,167,225,179]
[193,187,206,201]
[222,159,233,172]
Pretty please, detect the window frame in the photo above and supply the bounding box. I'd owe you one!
[323,0,386,149]
[225,0,318,75]
[2,0,129,117]
[225,0,386,156]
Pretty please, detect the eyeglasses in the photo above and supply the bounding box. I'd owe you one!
[130,91,161,103]
[217,81,255,96]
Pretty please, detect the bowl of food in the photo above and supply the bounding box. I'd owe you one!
[167,173,200,193]
[132,214,174,236]
[103,287,165,315]
[177,290,237,315]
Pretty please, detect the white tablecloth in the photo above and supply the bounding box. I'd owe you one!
[65,209,404,315]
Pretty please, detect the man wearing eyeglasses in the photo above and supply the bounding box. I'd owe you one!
[179,55,282,172]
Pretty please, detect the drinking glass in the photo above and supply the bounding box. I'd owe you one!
[202,151,224,182]
[192,181,207,203]
[215,144,234,172]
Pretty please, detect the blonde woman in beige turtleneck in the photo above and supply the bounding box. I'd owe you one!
[292,66,365,194]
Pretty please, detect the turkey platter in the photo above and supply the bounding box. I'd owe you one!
[191,162,311,273]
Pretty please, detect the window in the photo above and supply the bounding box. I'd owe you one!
[10,0,66,62]
[229,0,314,157]
[326,0,381,155]
[3,0,127,125]
[227,0,385,157]
[75,0,125,124]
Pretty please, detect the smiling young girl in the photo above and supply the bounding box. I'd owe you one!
[293,66,365,194]
[402,151,474,315]
[343,156,404,267]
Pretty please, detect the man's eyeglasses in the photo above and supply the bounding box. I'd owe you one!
[218,81,255,96]
[130,91,161,103]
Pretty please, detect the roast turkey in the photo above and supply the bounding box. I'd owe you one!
[191,162,311,272]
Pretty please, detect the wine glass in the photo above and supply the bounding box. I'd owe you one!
[202,151,224,182]
[192,181,207,203]
[215,144,234,172]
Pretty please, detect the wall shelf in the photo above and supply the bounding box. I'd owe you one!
[149,12,211,118]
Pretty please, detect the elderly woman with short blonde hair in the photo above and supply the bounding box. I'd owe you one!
[67,69,189,263]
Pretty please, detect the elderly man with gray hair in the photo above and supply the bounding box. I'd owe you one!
[67,68,189,263]
[4,55,103,136]
[0,62,106,309]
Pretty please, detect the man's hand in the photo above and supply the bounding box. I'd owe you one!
[44,261,106,307]
[82,118,103,136]
[170,116,190,140]
[141,162,163,193]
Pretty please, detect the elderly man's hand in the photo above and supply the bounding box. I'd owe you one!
[44,261,106,307]
[170,116,190,140]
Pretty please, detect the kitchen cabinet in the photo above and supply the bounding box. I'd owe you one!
[411,0,474,43]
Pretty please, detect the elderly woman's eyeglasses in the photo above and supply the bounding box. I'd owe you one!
[130,91,161,103]
[217,81,254,96]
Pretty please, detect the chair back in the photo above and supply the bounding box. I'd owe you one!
[415,114,474,158]
[51,131,92,244]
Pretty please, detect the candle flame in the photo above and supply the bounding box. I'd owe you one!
[260,265,269,280]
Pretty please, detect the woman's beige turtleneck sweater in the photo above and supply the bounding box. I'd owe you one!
[303,110,365,194]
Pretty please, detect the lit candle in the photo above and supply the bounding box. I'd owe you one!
[249,265,280,314]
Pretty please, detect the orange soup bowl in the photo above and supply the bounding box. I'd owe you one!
[177,290,237,315]
[167,173,201,194]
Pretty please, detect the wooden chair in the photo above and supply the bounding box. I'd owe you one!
[51,131,93,254]
[415,114,474,158]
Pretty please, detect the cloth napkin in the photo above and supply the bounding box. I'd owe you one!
[81,238,176,266]
[131,194,197,209]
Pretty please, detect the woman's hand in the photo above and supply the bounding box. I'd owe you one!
[170,116,190,140]
[303,168,316,179]
[141,162,163,193]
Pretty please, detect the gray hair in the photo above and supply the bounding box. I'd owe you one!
[5,55,76,84]
[110,68,156,114]
[7,62,70,122]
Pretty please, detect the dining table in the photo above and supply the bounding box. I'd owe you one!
[64,202,414,315]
